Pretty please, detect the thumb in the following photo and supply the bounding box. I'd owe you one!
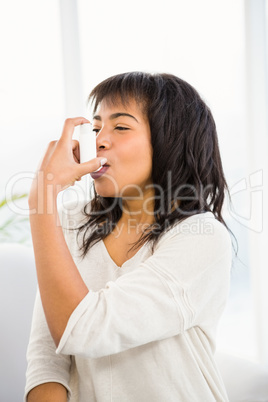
[78,157,107,177]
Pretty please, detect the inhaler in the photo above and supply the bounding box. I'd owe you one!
[79,123,97,163]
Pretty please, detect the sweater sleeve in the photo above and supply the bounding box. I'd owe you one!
[24,291,72,401]
[24,201,88,400]
[56,215,232,359]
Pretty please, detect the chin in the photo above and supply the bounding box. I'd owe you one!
[93,183,119,199]
[92,173,119,197]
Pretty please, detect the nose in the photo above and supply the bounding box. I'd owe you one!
[96,128,112,151]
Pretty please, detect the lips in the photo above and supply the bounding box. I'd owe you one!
[90,165,110,180]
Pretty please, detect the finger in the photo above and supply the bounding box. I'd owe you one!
[60,117,91,143]
[71,139,80,163]
[77,157,107,177]
[72,139,79,149]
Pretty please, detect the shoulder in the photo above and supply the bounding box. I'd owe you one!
[155,212,232,256]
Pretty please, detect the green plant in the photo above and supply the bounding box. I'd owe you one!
[0,193,31,244]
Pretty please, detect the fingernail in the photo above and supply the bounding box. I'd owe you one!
[100,158,107,166]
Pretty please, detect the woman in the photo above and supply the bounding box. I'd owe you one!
[25,72,232,401]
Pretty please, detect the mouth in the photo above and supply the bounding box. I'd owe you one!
[90,164,110,180]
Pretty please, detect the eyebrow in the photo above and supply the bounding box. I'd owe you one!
[93,112,139,123]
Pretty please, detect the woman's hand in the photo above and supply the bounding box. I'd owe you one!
[29,117,106,209]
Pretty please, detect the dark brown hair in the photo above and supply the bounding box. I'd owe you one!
[77,71,231,257]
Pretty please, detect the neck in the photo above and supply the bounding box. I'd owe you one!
[120,186,155,228]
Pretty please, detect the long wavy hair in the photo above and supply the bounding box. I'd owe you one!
[77,71,230,257]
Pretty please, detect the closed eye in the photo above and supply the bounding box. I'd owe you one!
[92,127,130,135]
[115,126,130,131]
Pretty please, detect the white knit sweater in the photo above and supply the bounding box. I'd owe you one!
[25,202,231,401]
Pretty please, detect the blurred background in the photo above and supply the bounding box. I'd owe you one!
[0,0,267,374]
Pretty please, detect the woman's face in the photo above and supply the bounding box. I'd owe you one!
[91,98,153,198]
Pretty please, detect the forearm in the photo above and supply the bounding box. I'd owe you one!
[28,118,104,346]
[29,193,88,346]
[27,382,68,402]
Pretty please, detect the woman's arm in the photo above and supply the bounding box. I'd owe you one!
[27,382,67,402]
[56,215,232,359]
[25,290,72,401]
[28,117,106,346]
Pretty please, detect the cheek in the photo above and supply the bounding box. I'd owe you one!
[119,149,153,187]
[137,141,153,175]
[119,137,152,166]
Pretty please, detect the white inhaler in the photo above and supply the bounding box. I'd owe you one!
[79,123,97,163]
